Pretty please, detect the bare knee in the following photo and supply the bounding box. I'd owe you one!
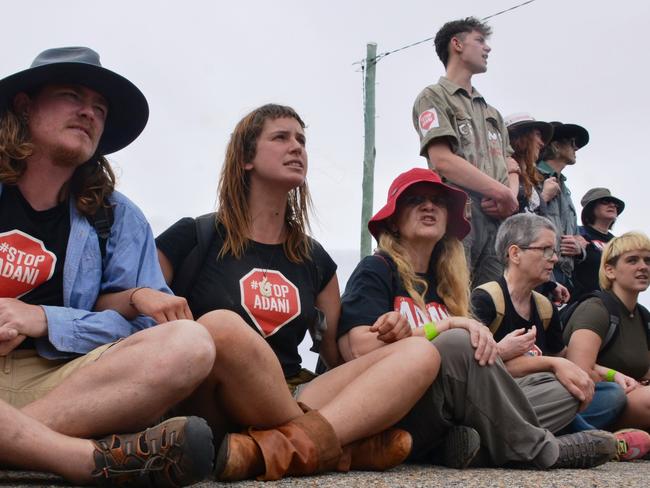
[396,337,440,383]
[140,320,216,389]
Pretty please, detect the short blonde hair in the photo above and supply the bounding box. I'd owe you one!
[599,231,650,290]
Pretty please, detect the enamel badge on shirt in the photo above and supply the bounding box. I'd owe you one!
[419,108,440,136]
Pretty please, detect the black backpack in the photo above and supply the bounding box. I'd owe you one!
[169,212,221,298]
[560,290,650,354]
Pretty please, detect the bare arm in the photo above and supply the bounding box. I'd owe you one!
[315,274,343,369]
[95,287,192,323]
[157,249,174,285]
[565,328,602,382]
[505,354,594,408]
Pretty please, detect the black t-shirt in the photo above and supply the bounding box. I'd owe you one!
[471,276,564,355]
[338,254,450,338]
[571,225,614,303]
[0,186,69,349]
[156,217,337,378]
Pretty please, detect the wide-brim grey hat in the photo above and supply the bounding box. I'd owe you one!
[0,46,148,155]
[549,121,589,149]
[504,113,554,145]
[580,187,625,225]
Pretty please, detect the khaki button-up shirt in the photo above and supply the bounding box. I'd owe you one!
[412,77,511,198]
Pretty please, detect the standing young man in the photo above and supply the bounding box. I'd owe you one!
[412,17,518,287]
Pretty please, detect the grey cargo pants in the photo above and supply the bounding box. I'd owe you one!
[396,329,579,467]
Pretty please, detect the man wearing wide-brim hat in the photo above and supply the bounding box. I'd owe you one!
[536,121,590,294]
[0,47,218,486]
[572,188,626,302]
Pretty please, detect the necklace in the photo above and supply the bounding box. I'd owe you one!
[252,242,279,298]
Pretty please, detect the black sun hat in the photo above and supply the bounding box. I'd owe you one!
[0,46,149,155]
[549,121,589,149]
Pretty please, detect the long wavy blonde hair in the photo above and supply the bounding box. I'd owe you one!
[216,104,312,262]
[378,230,470,317]
[0,105,115,216]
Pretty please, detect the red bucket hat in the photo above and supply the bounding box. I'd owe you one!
[368,168,470,241]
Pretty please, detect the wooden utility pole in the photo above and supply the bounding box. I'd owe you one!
[360,42,377,259]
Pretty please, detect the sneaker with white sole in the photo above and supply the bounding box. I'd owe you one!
[614,428,650,461]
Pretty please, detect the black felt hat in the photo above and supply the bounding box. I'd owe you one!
[0,47,149,155]
[549,121,589,149]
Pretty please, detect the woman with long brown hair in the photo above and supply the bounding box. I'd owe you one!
[155,104,440,481]
[504,113,560,215]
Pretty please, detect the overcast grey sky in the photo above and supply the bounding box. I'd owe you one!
[4,1,649,364]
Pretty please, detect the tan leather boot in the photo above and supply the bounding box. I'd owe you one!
[215,410,342,481]
[338,428,413,472]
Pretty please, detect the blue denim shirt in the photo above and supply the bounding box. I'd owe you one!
[0,184,170,360]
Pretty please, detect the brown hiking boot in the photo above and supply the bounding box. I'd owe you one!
[338,428,412,472]
[92,416,213,487]
[551,430,617,469]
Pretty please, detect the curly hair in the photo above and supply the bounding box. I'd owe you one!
[0,107,115,216]
[378,231,470,318]
[510,129,544,199]
[216,103,313,262]
[434,17,492,68]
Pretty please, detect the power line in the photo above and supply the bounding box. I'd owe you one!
[353,0,539,67]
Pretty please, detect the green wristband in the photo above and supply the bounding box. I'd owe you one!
[605,369,617,382]
[424,322,438,341]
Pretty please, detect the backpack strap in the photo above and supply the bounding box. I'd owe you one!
[170,212,219,297]
[592,291,621,354]
[638,304,650,349]
[531,291,553,330]
[475,281,505,334]
[87,202,114,261]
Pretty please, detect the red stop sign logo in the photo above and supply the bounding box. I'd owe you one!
[0,230,56,298]
[240,269,301,338]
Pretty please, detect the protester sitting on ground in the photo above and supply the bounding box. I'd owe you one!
[470,213,646,459]
[565,232,650,456]
[571,188,625,303]
[537,121,590,295]
[504,113,560,215]
[155,104,440,481]
[337,167,617,470]
[0,46,219,487]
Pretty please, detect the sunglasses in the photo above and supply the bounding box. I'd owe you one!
[399,194,447,207]
[519,246,559,260]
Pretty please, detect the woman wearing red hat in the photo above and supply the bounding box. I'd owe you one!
[154,104,440,481]
[337,168,618,469]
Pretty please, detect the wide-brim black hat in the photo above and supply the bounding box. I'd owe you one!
[549,121,589,149]
[0,47,149,155]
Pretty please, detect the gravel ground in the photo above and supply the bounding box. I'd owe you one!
[1,461,649,488]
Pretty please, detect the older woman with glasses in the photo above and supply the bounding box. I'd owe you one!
[471,213,644,459]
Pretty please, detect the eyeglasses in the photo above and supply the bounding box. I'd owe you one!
[399,194,447,207]
[519,246,559,260]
